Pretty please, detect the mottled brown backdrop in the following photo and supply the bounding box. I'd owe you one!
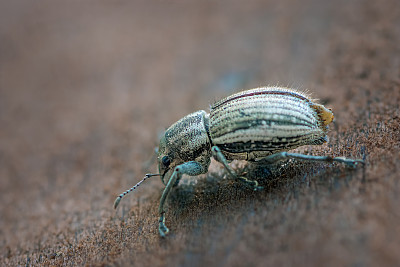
[1,0,399,266]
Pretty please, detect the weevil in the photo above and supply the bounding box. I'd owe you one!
[114,86,364,237]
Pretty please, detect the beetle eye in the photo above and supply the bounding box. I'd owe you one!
[162,156,171,167]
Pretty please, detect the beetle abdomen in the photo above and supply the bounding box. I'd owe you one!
[209,87,332,155]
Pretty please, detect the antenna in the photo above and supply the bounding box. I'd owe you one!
[113,173,160,209]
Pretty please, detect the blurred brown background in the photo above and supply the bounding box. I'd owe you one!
[1,0,399,266]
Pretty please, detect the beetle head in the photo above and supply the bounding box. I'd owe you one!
[157,135,176,184]
[157,110,211,184]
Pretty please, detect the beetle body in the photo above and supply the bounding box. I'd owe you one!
[115,86,363,237]
[158,87,333,180]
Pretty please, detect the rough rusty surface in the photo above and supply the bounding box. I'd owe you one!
[1,0,399,266]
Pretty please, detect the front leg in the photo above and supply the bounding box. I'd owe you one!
[158,160,208,237]
[211,146,263,191]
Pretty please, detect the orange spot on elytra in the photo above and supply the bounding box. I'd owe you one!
[312,104,334,126]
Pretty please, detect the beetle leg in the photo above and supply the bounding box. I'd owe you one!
[211,146,263,191]
[256,152,365,167]
[158,161,208,237]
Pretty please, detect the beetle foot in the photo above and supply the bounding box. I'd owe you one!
[237,176,263,191]
[334,157,365,168]
[159,222,169,237]
[158,213,169,237]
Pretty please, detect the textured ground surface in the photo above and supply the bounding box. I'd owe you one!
[1,0,400,266]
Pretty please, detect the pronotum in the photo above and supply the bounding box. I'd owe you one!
[114,86,364,237]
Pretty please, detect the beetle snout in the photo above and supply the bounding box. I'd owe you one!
[159,166,169,185]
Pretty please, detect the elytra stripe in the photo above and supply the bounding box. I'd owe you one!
[211,118,316,139]
[218,136,312,153]
[212,90,310,110]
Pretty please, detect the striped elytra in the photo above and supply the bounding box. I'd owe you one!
[209,87,334,157]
